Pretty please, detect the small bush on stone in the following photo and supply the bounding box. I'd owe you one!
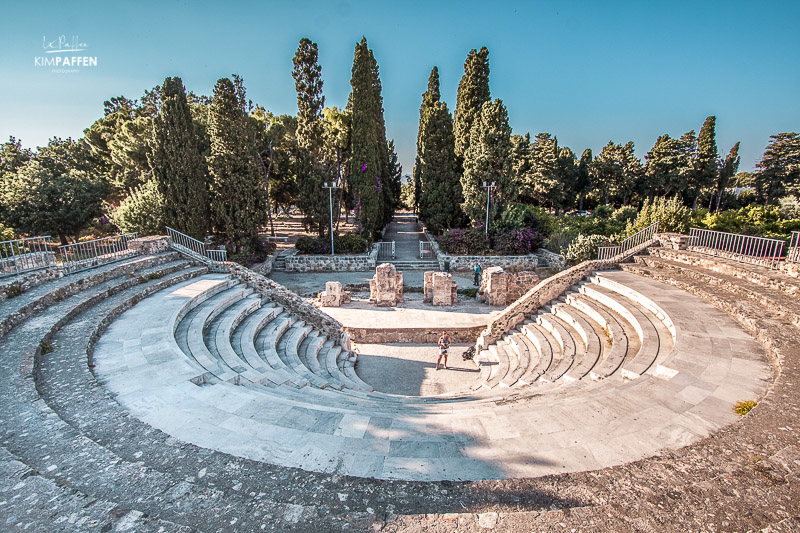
[40,341,54,355]
[734,400,757,416]
[4,284,24,299]
[564,234,613,265]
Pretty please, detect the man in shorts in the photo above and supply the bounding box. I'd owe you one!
[437,330,451,370]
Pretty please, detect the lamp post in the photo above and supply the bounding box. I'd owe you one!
[482,181,496,234]
[323,182,339,255]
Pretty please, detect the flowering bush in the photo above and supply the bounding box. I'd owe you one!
[438,227,490,255]
[492,227,545,255]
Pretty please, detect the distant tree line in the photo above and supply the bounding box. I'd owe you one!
[413,46,800,233]
[0,37,402,250]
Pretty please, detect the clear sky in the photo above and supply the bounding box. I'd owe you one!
[1,0,798,175]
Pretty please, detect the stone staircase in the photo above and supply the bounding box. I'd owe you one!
[0,244,797,531]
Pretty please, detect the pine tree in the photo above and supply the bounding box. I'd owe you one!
[418,100,461,232]
[148,76,208,239]
[292,38,328,235]
[349,37,391,237]
[556,147,579,212]
[461,99,514,227]
[207,76,266,252]
[413,66,440,211]
[453,47,490,164]
[755,133,800,204]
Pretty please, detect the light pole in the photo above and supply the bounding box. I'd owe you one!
[323,182,339,255]
[482,181,496,234]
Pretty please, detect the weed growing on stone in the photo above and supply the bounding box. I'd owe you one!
[147,272,163,280]
[5,284,24,298]
[734,400,757,416]
[40,341,55,355]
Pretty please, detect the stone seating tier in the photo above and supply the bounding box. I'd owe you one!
[0,248,792,530]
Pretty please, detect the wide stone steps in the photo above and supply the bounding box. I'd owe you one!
[0,245,785,527]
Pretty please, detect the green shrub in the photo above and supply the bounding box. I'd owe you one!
[625,196,690,237]
[542,228,576,254]
[592,204,613,220]
[108,180,165,236]
[295,233,369,255]
[40,341,54,355]
[0,223,14,241]
[492,227,545,255]
[612,206,638,223]
[564,234,613,265]
[734,400,757,416]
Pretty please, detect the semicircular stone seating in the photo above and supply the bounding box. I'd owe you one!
[0,245,789,531]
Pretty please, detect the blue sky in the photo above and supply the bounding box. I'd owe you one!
[1,0,798,175]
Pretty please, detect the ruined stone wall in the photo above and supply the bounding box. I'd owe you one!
[478,268,540,307]
[130,235,170,255]
[225,262,351,351]
[475,259,617,350]
[345,326,484,344]
[656,233,689,250]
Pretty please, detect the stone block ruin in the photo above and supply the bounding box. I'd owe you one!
[318,281,351,307]
[478,266,540,306]
[423,271,458,306]
[369,263,403,307]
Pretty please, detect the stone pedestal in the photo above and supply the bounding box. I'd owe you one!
[132,235,170,255]
[423,271,458,306]
[319,281,351,307]
[479,267,540,306]
[369,263,403,307]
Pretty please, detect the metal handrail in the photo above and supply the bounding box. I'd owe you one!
[687,227,785,269]
[376,241,395,260]
[788,231,800,264]
[596,221,659,261]
[0,235,55,276]
[420,241,434,259]
[165,227,227,263]
[57,233,138,275]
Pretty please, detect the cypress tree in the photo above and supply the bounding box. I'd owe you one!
[148,76,208,239]
[207,76,266,252]
[461,99,514,227]
[349,37,390,236]
[413,67,440,211]
[387,140,402,209]
[695,115,718,206]
[714,142,740,211]
[418,100,461,232]
[453,47,490,163]
[292,38,328,235]
[576,148,593,210]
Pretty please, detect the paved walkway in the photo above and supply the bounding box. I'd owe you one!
[381,213,426,261]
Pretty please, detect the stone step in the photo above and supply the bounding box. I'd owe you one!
[536,311,576,382]
[280,322,331,389]
[504,332,533,387]
[553,303,603,381]
[576,287,636,380]
[0,252,186,339]
[584,281,671,379]
[255,311,310,388]
[234,301,286,386]
[212,294,273,385]
[520,322,553,384]
[486,340,515,388]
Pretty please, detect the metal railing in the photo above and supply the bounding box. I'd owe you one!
[597,221,659,261]
[166,227,227,263]
[0,236,56,276]
[687,227,785,269]
[788,231,800,264]
[58,233,138,275]
[420,240,435,259]
[376,241,395,261]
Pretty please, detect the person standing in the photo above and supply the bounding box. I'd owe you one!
[436,331,451,370]
[473,263,481,286]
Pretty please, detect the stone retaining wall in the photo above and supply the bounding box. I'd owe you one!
[475,259,617,350]
[283,246,377,272]
[225,262,351,351]
[346,325,484,344]
[0,267,63,302]
[130,235,170,255]
[656,232,689,250]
